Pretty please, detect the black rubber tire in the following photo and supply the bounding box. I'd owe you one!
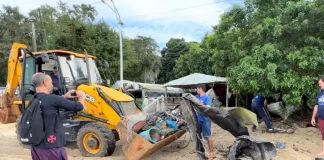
[15,115,31,149]
[76,123,116,157]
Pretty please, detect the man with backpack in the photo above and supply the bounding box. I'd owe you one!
[19,72,86,160]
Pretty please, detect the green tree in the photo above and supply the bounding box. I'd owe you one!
[157,38,190,83]
[131,36,161,83]
[0,5,30,85]
[206,5,248,77]
[174,42,214,78]
[0,2,162,86]
[207,0,324,107]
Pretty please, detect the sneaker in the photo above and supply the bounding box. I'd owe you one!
[266,128,275,133]
[252,125,257,132]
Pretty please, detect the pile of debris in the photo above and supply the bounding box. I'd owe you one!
[117,92,278,160]
[131,111,187,143]
[180,93,278,160]
[267,101,300,120]
[116,99,187,160]
[228,136,277,160]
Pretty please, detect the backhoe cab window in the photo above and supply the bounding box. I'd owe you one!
[22,57,36,101]
[41,59,56,75]
[23,58,56,90]
[58,56,102,85]
[23,57,35,86]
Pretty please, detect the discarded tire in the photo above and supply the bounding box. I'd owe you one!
[77,123,116,157]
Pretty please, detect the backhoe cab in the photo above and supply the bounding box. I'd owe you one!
[0,43,141,157]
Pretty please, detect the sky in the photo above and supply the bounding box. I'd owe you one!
[2,0,244,48]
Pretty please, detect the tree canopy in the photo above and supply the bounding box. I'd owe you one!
[1,0,324,108]
[221,0,324,107]
[0,2,160,85]
[157,38,191,83]
[163,0,324,108]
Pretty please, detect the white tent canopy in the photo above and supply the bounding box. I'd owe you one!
[114,80,182,92]
[164,73,226,87]
[164,73,233,107]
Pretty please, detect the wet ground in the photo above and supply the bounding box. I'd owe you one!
[0,122,319,160]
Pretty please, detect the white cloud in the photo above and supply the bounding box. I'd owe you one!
[1,0,237,47]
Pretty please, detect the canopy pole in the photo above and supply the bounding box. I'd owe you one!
[226,85,229,108]
[142,89,146,98]
[235,95,238,107]
[165,87,168,104]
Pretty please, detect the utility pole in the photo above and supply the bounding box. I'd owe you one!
[101,0,124,88]
[38,9,48,50]
[31,23,37,52]
[117,19,123,87]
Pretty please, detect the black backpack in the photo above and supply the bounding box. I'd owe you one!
[19,93,47,145]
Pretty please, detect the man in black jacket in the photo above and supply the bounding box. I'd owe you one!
[30,72,86,160]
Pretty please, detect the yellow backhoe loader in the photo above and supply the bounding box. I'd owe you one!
[0,43,142,157]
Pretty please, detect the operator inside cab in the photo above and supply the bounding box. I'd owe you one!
[51,66,62,95]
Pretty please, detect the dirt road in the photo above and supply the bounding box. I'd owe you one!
[0,122,320,160]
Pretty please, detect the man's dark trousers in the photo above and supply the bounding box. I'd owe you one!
[252,106,272,129]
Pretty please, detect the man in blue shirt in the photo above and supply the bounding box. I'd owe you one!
[311,77,324,157]
[251,94,273,132]
[195,84,213,160]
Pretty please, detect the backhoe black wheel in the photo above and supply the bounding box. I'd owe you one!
[15,115,31,149]
[77,123,116,157]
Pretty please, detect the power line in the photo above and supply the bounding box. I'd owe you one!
[136,0,232,19]
[86,0,232,25]
[89,0,231,12]
[87,0,235,22]
[100,0,125,83]
[100,0,123,25]
[139,10,224,23]
[100,0,115,13]
[88,1,101,5]
[110,0,123,25]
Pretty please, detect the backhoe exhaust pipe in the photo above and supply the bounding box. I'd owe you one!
[83,49,92,85]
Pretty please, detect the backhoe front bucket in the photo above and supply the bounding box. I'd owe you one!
[0,108,16,124]
[0,93,20,124]
[117,119,186,160]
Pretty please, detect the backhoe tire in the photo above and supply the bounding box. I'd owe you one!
[15,115,31,149]
[77,123,116,157]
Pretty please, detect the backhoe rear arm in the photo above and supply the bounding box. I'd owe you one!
[0,43,27,123]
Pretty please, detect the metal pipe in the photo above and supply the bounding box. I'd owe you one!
[84,49,92,85]
[21,49,27,111]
